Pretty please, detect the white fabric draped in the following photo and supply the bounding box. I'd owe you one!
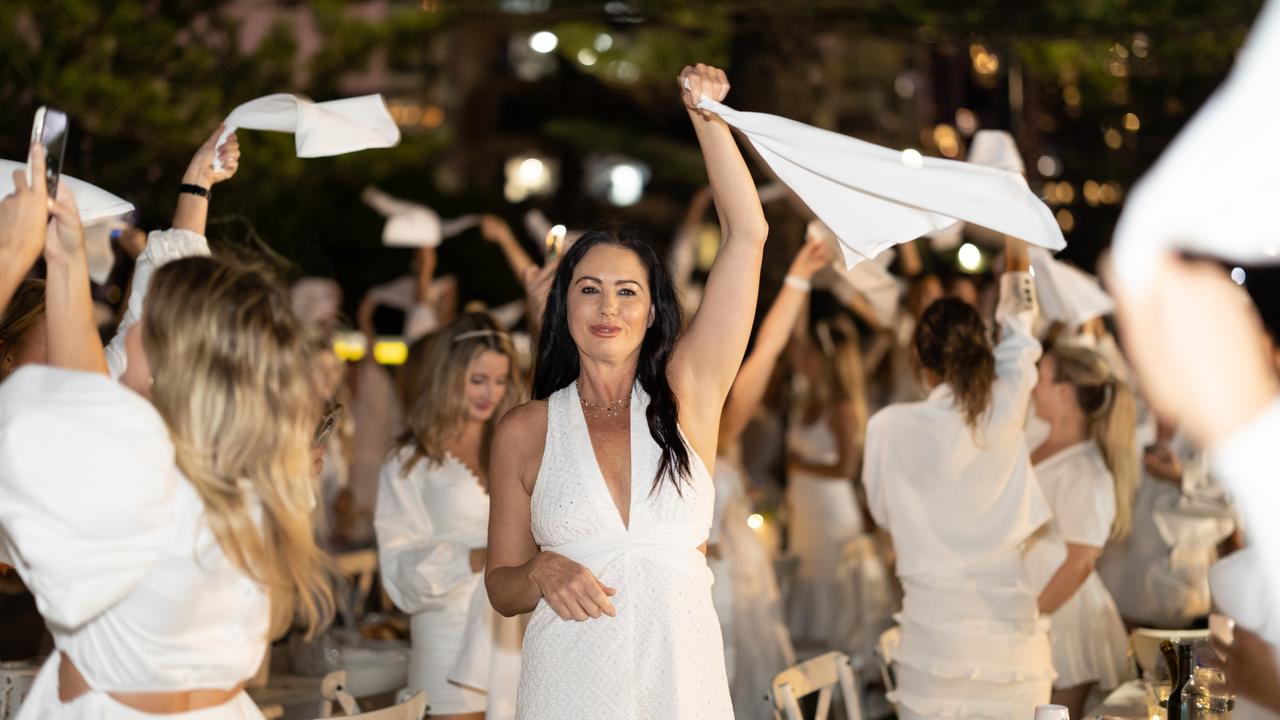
[214,93,400,169]
[694,98,1065,267]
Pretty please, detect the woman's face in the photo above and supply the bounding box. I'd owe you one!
[121,319,153,398]
[566,245,654,365]
[464,349,510,423]
[1032,353,1073,424]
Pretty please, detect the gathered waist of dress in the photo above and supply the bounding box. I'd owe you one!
[900,553,1039,624]
[542,527,710,580]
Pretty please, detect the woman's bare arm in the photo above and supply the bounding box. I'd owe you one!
[669,64,769,451]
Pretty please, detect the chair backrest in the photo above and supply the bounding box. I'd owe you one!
[875,627,901,713]
[769,651,862,720]
[334,549,379,625]
[311,684,427,720]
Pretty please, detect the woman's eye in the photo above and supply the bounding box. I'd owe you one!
[580,286,600,294]
[619,288,636,297]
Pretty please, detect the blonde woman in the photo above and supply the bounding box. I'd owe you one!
[785,311,872,647]
[376,313,522,719]
[0,253,332,718]
[1025,342,1137,717]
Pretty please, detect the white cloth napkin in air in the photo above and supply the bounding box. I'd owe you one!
[694,98,1065,268]
[1029,247,1115,330]
[214,93,400,169]
[362,187,478,248]
[1112,0,1280,289]
[0,160,134,222]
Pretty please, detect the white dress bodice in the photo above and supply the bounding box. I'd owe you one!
[516,381,732,719]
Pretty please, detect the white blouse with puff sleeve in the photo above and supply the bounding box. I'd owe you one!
[0,366,267,719]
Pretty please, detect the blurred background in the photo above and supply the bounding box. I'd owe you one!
[0,0,1271,322]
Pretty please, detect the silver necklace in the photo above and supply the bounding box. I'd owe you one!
[579,394,631,419]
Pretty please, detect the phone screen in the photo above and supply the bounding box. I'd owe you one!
[33,107,69,198]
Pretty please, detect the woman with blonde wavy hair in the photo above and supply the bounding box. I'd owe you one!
[1025,341,1138,717]
[375,312,522,719]
[0,254,332,718]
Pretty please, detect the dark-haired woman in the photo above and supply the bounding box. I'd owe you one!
[862,237,1053,719]
[485,63,767,719]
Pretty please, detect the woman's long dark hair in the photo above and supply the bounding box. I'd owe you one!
[533,224,691,494]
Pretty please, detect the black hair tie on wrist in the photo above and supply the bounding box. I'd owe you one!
[178,183,211,199]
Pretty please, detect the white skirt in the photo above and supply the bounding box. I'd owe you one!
[409,576,487,715]
[1046,572,1134,689]
[785,474,864,643]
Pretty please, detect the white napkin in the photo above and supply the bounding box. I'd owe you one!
[0,160,134,222]
[84,221,128,285]
[1029,247,1115,330]
[807,220,901,327]
[214,93,401,169]
[361,187,479,248]
[523,208,585,256]
[1112,0,1280,289]
[967,130,1025,174]
[695,98,1065,268]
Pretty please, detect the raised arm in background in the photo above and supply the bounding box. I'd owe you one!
[43,184,106,374]
[668,63,770,462]
[0,143,48,314]
[719,238,834,449]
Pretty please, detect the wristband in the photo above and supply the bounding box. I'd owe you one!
[784,275,812,291]
[178,183,211,199]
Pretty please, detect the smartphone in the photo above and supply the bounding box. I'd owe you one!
[28,106,69,198]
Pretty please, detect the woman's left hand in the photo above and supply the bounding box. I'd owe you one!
[679,63,730,117]
[44,182,85,263]
[183,124,240,189]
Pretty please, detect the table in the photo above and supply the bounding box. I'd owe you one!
[1086,680,1150,720]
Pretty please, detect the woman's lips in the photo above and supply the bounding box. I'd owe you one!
[590,324,622,338]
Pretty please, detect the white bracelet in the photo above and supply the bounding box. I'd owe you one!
[784,275,811,292]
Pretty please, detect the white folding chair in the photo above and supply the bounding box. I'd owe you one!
[333,549,379,625]
[769,651,862,720]
[312,670,428,720]
[874,626,901,714]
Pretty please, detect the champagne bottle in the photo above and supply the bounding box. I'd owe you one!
[1167,642,1195,720]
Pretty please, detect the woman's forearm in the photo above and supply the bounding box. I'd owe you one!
[44,255,108,374]
[1037,558,1093,615]
[486,554,544,617]
[688,110,767,244]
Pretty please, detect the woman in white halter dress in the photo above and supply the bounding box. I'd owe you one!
[484,63,768,719]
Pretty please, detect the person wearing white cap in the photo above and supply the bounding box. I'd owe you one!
[862,235,1053,719]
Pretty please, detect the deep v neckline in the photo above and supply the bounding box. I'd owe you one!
[573,381,641,533]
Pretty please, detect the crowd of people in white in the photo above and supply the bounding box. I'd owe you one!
[1,10,1280,719]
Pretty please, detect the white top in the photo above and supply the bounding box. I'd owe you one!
[1029,442,1115,557]
[864,272,1050,579]
[104,228,211,381]
[0,367,268,695]
[1210,398,1280,632]
[376,447,489,615]
[515,382,733,719]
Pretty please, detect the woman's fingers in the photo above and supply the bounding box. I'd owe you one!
[584,579,617,617]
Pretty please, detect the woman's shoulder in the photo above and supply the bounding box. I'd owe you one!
[495,398,550,446]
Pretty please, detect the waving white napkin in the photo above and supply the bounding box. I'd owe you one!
[694,98,1064,268]
[0,160,134,222]
[361,187,478,248]
[214,93,400,169]
[1112,0,1280,289]
[1028,247,1115,330]
[807,220,901,327]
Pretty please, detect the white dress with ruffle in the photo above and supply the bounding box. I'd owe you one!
[1025,441,1133,690]
[515,382,733,720]
[863,273,1054,719]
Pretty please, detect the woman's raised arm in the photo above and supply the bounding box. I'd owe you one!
[670,63,769,439]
